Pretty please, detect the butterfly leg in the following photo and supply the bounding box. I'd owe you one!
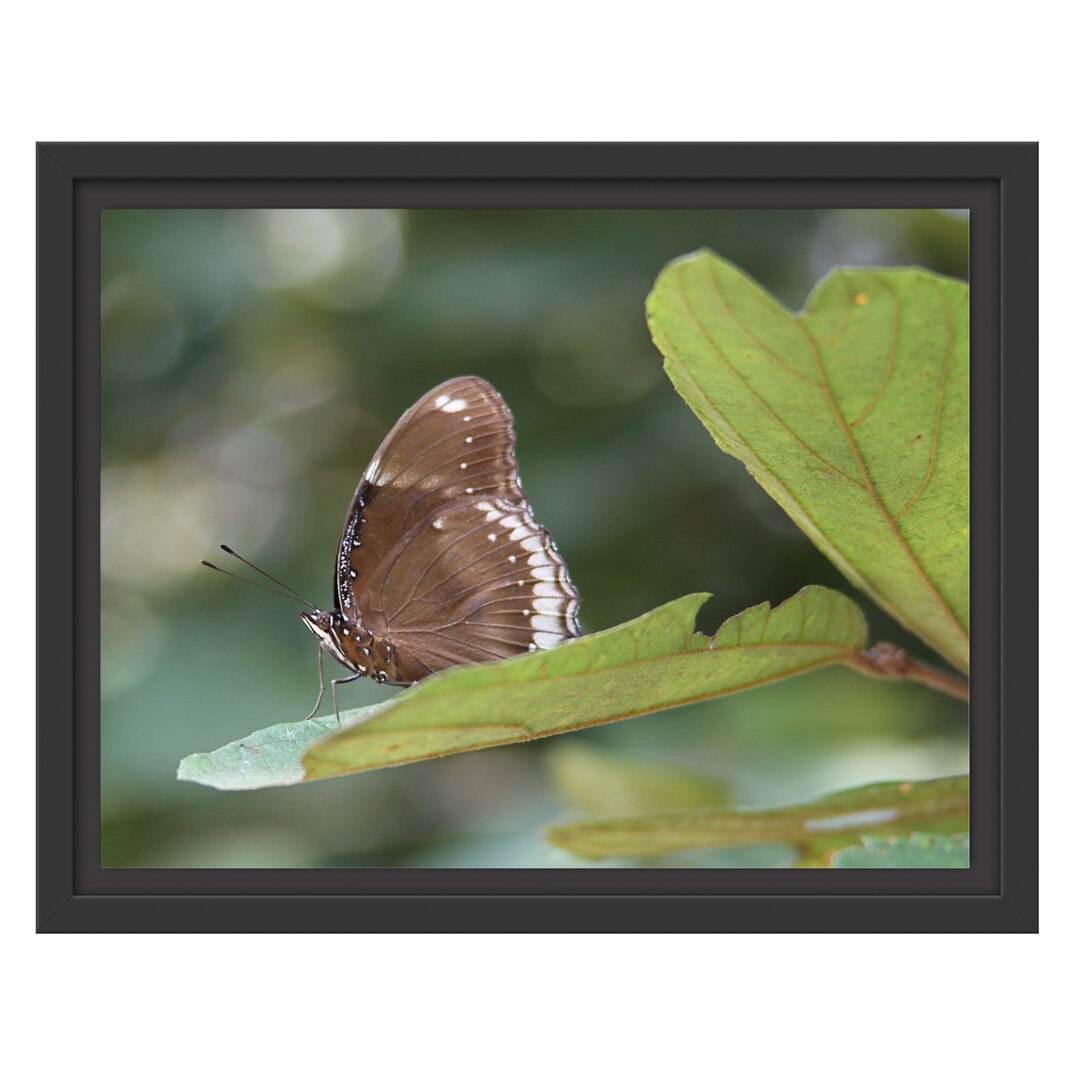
[330,671,363,728]
[303,646,327,722]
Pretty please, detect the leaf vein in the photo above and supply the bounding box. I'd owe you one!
[894,279,954,521]
[849,274,900,429]
[793,295,969,648]
[674,267,867,490]
[706,260,822,389]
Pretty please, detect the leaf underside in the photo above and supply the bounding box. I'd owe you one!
[647,253,969,673]
[545,775,969,865]
[177,586,867,791]
[829,831,970,869]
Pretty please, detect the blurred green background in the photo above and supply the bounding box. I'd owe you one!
[101,206,969,868]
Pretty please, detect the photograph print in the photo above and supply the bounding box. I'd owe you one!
[99,205,970,870]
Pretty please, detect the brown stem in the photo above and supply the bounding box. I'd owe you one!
[844,642,969,703]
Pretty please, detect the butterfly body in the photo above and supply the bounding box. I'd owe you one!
[301,376,580,694]
[300,610,384,678]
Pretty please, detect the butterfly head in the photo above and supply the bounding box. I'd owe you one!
[300,609,334,636]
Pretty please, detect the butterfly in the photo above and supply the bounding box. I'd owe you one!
[206,376,580,723]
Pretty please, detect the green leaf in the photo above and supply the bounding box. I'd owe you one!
[178,586,866,791]
[547,741,732,816]
[647,252,969,673]
[829,832,969,868]
[545,775,968,862]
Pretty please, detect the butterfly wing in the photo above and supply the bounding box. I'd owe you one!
[337,376,579,683]
[335,376,527,621]
[366,496,580,682]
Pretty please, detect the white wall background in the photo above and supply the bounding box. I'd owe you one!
[2,4,1066,1077]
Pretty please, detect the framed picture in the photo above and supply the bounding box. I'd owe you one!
[38,142,1036,932]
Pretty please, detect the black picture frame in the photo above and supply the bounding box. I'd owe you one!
[37,142,1037,933]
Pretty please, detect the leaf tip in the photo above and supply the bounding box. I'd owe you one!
[544,824,599,861]
[176,755,197,783]
[648,247,715,300]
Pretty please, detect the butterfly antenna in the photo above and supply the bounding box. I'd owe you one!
[202,547,316,610]
[218,545,317,608]
[200,561,314,607]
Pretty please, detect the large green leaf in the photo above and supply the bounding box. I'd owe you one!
[647,253,969,673]
[547,741,732,816]
[830,832,969,868]
[545,775,969,863]
[178,586,866,791]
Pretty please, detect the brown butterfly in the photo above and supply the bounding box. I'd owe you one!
[205,376,580,722]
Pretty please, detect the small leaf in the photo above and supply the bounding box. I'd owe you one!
[178,586,866,790]
[175,705,394,791]
[829,832,969,868]
[547,741,732,816]
[647,253,969,673]
[545,776,968,861]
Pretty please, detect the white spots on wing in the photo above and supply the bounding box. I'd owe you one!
[460,462,468,469]
[527,551,549,567]
[530,565,558,581]
[532,631,564,649]
[503,527,540,552]
[439,397,467,413]
[432,518,445,530]
[465,487,474,495]
[531,582,564,599]
[463,415,471,422]
[465,436,474,444]
[499,514,521,529]
[517,580,525,587]
[352,539,361,548]
[342,627,349,635]
[530,613,565,634]
[350,569,357,578]
[528,643,538,652]
[532,596,565,614]
[485,509,501,523]
[434,394,450,408]
[488,533,497,542]
[508,555,517,563]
